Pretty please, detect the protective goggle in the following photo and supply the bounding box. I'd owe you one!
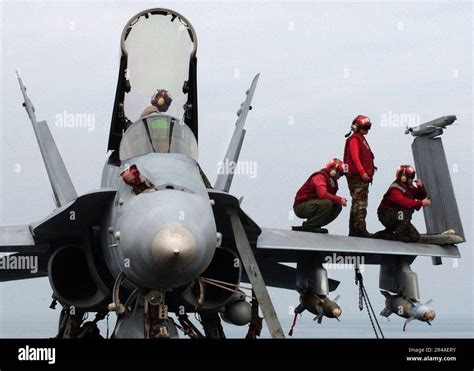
[357,122,371,130]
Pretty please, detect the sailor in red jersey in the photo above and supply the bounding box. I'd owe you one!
[343,115,376,238]
[375,165,431,242]
[120,164,155,195]
[293,159,348,234]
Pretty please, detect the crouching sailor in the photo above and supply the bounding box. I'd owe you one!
[293,158,348,234]
[375,165,431,242]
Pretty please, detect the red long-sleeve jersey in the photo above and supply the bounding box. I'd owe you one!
[349,139,366,176]
[378,181,427,213]
[294,170,344,205]
[343,132,375,180]
[312,174,344,204]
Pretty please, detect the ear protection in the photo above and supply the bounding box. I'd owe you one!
[345,115,371,137]
[151,89,173,111]
[325,158,345,178]
[157,97,166,107]
[397,165,415,183]
[351,121,358,132]
[400,171,408,183]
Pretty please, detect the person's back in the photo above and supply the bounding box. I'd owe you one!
[293,159,347,234]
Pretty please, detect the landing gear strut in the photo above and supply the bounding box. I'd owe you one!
[56,307,105,339]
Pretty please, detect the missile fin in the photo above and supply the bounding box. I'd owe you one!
[380,306,393,317]
[380,290,391,298]
[403,317,415,331]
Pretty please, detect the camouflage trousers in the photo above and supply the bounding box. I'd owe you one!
[293,199,342,229]
[378,207,420,242]
[347,178,370,232]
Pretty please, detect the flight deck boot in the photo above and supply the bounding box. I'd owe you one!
[349,219,373,238]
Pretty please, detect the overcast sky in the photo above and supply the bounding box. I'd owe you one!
[0,0,472,338]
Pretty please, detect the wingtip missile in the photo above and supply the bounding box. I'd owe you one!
[405,115,457,137]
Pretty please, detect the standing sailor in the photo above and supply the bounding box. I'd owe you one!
[343,115,376,238]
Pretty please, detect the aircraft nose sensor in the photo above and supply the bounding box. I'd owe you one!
[151,225,197,272]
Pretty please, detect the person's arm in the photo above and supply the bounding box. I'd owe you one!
[312,174,344,204]
[349,139,367,177]
[387,188,423,210]
[413,184,428,199]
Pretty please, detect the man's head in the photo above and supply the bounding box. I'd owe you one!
[345,115,372,137]
[120,164,140,185]
[151,89,173,112]
[396,164,416,185]
[325,158,346,179]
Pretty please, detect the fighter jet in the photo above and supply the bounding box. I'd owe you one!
[0,8,465,339]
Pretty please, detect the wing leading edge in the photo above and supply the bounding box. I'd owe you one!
[256,228,461,263]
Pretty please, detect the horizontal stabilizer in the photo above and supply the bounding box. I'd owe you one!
[16,70,77,207]
[256,228,461,263]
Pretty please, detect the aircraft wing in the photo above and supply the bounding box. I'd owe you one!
[0,226,50,282]
[0,189,116,251]
[0,252,49,282]
[256,228,461,264]
[0,189,116,283]
[0,225,41,253]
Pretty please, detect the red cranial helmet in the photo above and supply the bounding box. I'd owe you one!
[352,115,372,131]
[325,158,346,177]
[396,164,416,183]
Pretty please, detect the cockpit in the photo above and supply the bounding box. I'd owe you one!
[107,9,199,164]
[119,114,198,161]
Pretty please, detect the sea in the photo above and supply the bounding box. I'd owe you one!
[0,316,472,339]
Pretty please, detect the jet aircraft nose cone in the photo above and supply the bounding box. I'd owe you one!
[151,225,197,272]
[332,307,342,318]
